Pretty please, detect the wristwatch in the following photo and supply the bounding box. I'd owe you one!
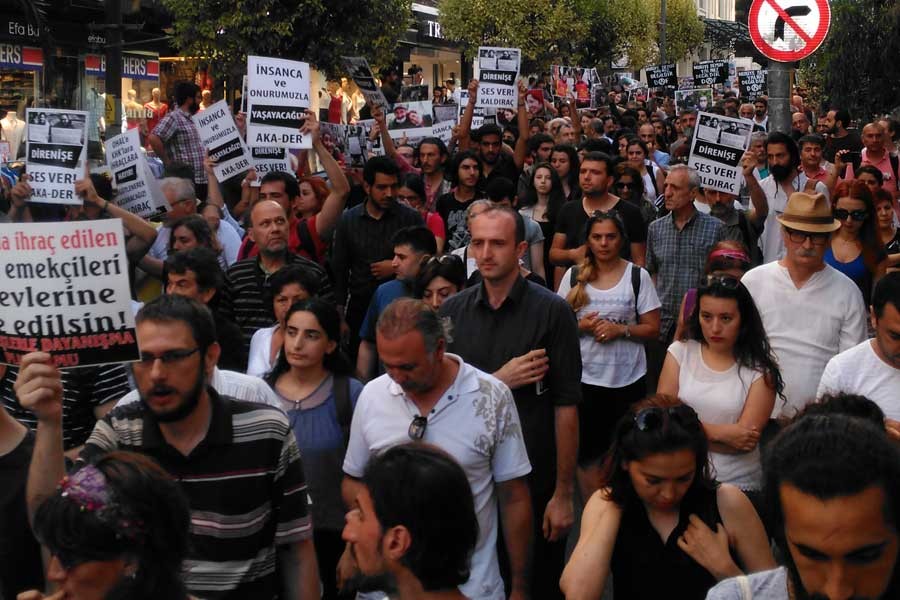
[624,325,631,339]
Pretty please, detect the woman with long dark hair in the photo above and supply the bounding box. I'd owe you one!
[874,188,900,271]
[520,162,567,281]
[398,172,447,253]
[167,214,225,268]
[659,275,783,494]
[826,180,887,304]
[625,137,666,207]
[550,144,581,202]
[24,451,192,600]
[414,254,467,312]
[265,298,362,600]
[613,163,655,226]
[558,211,661,499]
[561,395,774,600]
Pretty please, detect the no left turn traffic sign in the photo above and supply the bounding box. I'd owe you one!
[748,0,831,62]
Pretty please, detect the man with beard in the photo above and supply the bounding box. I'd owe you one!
[18,295,320,599]
[700,151,768,265]
[823,108,863,163]
[148,81,207,201]
[343,444,480,600]
[342,299,532,600]
[758,132,829,263]
[743,192,867,418]
[459,80,529,185]
[219,199,333,353]
[707,412,900,600]
[753,97,769,131]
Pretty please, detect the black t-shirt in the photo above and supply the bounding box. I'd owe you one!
[0,431,44,599]
[436,192,475,252]
[482,152,520,185]
[824,130,863,163]
[554,198,647,261]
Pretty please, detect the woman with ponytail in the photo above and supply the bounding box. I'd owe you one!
[557,210,661,500]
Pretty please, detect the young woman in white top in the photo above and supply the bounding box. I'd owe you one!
[246,265,318,377]
[625,137,665,207]
[558,210,661,500]
[658,275,783,495]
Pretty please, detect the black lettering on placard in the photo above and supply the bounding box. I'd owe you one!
[647,63,676,88]
[693,60,728,86]
[695,141,741,167]
[208,139,245,163]
[252,147,286,159]
[250,104,306,128]
[480,70,516,86]
[115,165,137,185]
[28,143,80,169]
[738,71,767,101]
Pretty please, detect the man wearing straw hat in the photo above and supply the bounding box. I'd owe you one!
[743,191,868,418]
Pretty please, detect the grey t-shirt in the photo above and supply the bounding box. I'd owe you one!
[706,567,789,599]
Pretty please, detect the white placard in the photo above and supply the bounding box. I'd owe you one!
[105,128,168,218]
[193,100,251,181]
[343,56,389,111]
[249,147,293,186]
[246,55,311,148]
[475,46,520,110]
[25,108,89,205]
[386,100,434,146]
[432,121,454,144]
[688,111,753,195]
[0,219,139,368]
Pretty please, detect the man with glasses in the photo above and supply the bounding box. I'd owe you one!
[139,176,199,280]
[743,191,867,418]
[18,295,320,599]
[342,298,533,600]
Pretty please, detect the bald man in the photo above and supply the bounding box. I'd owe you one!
[845,122,899,197]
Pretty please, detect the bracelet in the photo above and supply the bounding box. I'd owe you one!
[103,199,109,212]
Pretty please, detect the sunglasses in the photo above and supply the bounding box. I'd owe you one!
[785,227,830,245]
[408,415,428,441]
[614,181,635,189]
[700,274,741,290]
[427,254,463,266]
[833,208,868,222]
[633,405,701,432]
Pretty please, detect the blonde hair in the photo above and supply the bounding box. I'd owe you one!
[565,212,628,312]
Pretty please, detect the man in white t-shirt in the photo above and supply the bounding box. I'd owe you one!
[818,272,900,426]
[342,299,533,600]
[743,191,867,417]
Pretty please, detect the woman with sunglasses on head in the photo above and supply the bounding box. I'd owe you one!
[397,173,446,254]
[414,253,467,312]
[825,180,886,304]
[658,275,783,497]
[561,395,774,600]
[874,188,900,272]
[673,241,752,342]
[21,451,193,600]
[265,298,362,600]
[558,211,661,499]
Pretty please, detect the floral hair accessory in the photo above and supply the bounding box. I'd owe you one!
[60,465,111,512]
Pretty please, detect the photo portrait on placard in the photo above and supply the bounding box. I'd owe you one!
[387,101,433,130]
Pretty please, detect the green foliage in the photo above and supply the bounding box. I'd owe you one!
[802,0,900,120]
[439,0,704,73]
[159,0,411,82]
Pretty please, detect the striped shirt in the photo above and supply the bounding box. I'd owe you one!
[219,254,334,351]
[151,107,207,184]
[80,389,312,600]
[1,363,130,450]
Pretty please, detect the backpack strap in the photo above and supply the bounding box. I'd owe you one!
[569,265,580,288]
[333,375,353,449]
[631,264,641,322]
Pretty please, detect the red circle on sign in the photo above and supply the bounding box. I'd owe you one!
[748,0,831,62]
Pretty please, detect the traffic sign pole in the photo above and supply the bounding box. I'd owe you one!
[768,61,791,134]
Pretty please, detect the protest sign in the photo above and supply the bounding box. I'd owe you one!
[345,124,368,167]
[459,90,488,128]
[738,70,768,101]
[387,101,433,145]
[240,75,248,114]
[692,60,729,87]
[0,219,139,368]
[248,147,293,186]
[358,119,384,157]
[433,104,457,125]
[343,56,389,111]
[432,120,454,144]
[193,99,251,181]
[246,55,311,149]
[105,128,168,218]
[476,47,520,110]
[25,108,89,205]
[552,66,599,107]
[675,88,713,114]
[399,85,429,102]
[646,63,677,88]
[689,112,753,195]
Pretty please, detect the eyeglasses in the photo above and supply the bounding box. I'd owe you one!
[785,228,830,245]
[833,208,868,222]
[136,347,200,366]
[427,254,463,266]
[700,274,741,290]
[397,194,422,204]
[633,405,700,432]
[408,415,428,441]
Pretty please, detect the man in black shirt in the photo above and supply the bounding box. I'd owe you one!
[331,156,423,359]
[823,108,863,163]
[549,152,647,287]
[436,150,483,252]
[440,204,581,600]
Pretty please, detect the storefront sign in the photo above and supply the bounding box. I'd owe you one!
[84,54,160,81]
[0,44,42,70]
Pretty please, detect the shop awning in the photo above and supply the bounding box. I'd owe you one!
[0,46,43,70]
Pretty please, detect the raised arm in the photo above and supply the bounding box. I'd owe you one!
[741,151,768,225]
[458,79,479,151]
[202,151,226,208]
[303,112,350,238]
[514,81,531,171]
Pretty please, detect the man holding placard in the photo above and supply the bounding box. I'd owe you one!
[148,82,207,201]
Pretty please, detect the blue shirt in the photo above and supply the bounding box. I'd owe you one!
[359,279,412,341]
